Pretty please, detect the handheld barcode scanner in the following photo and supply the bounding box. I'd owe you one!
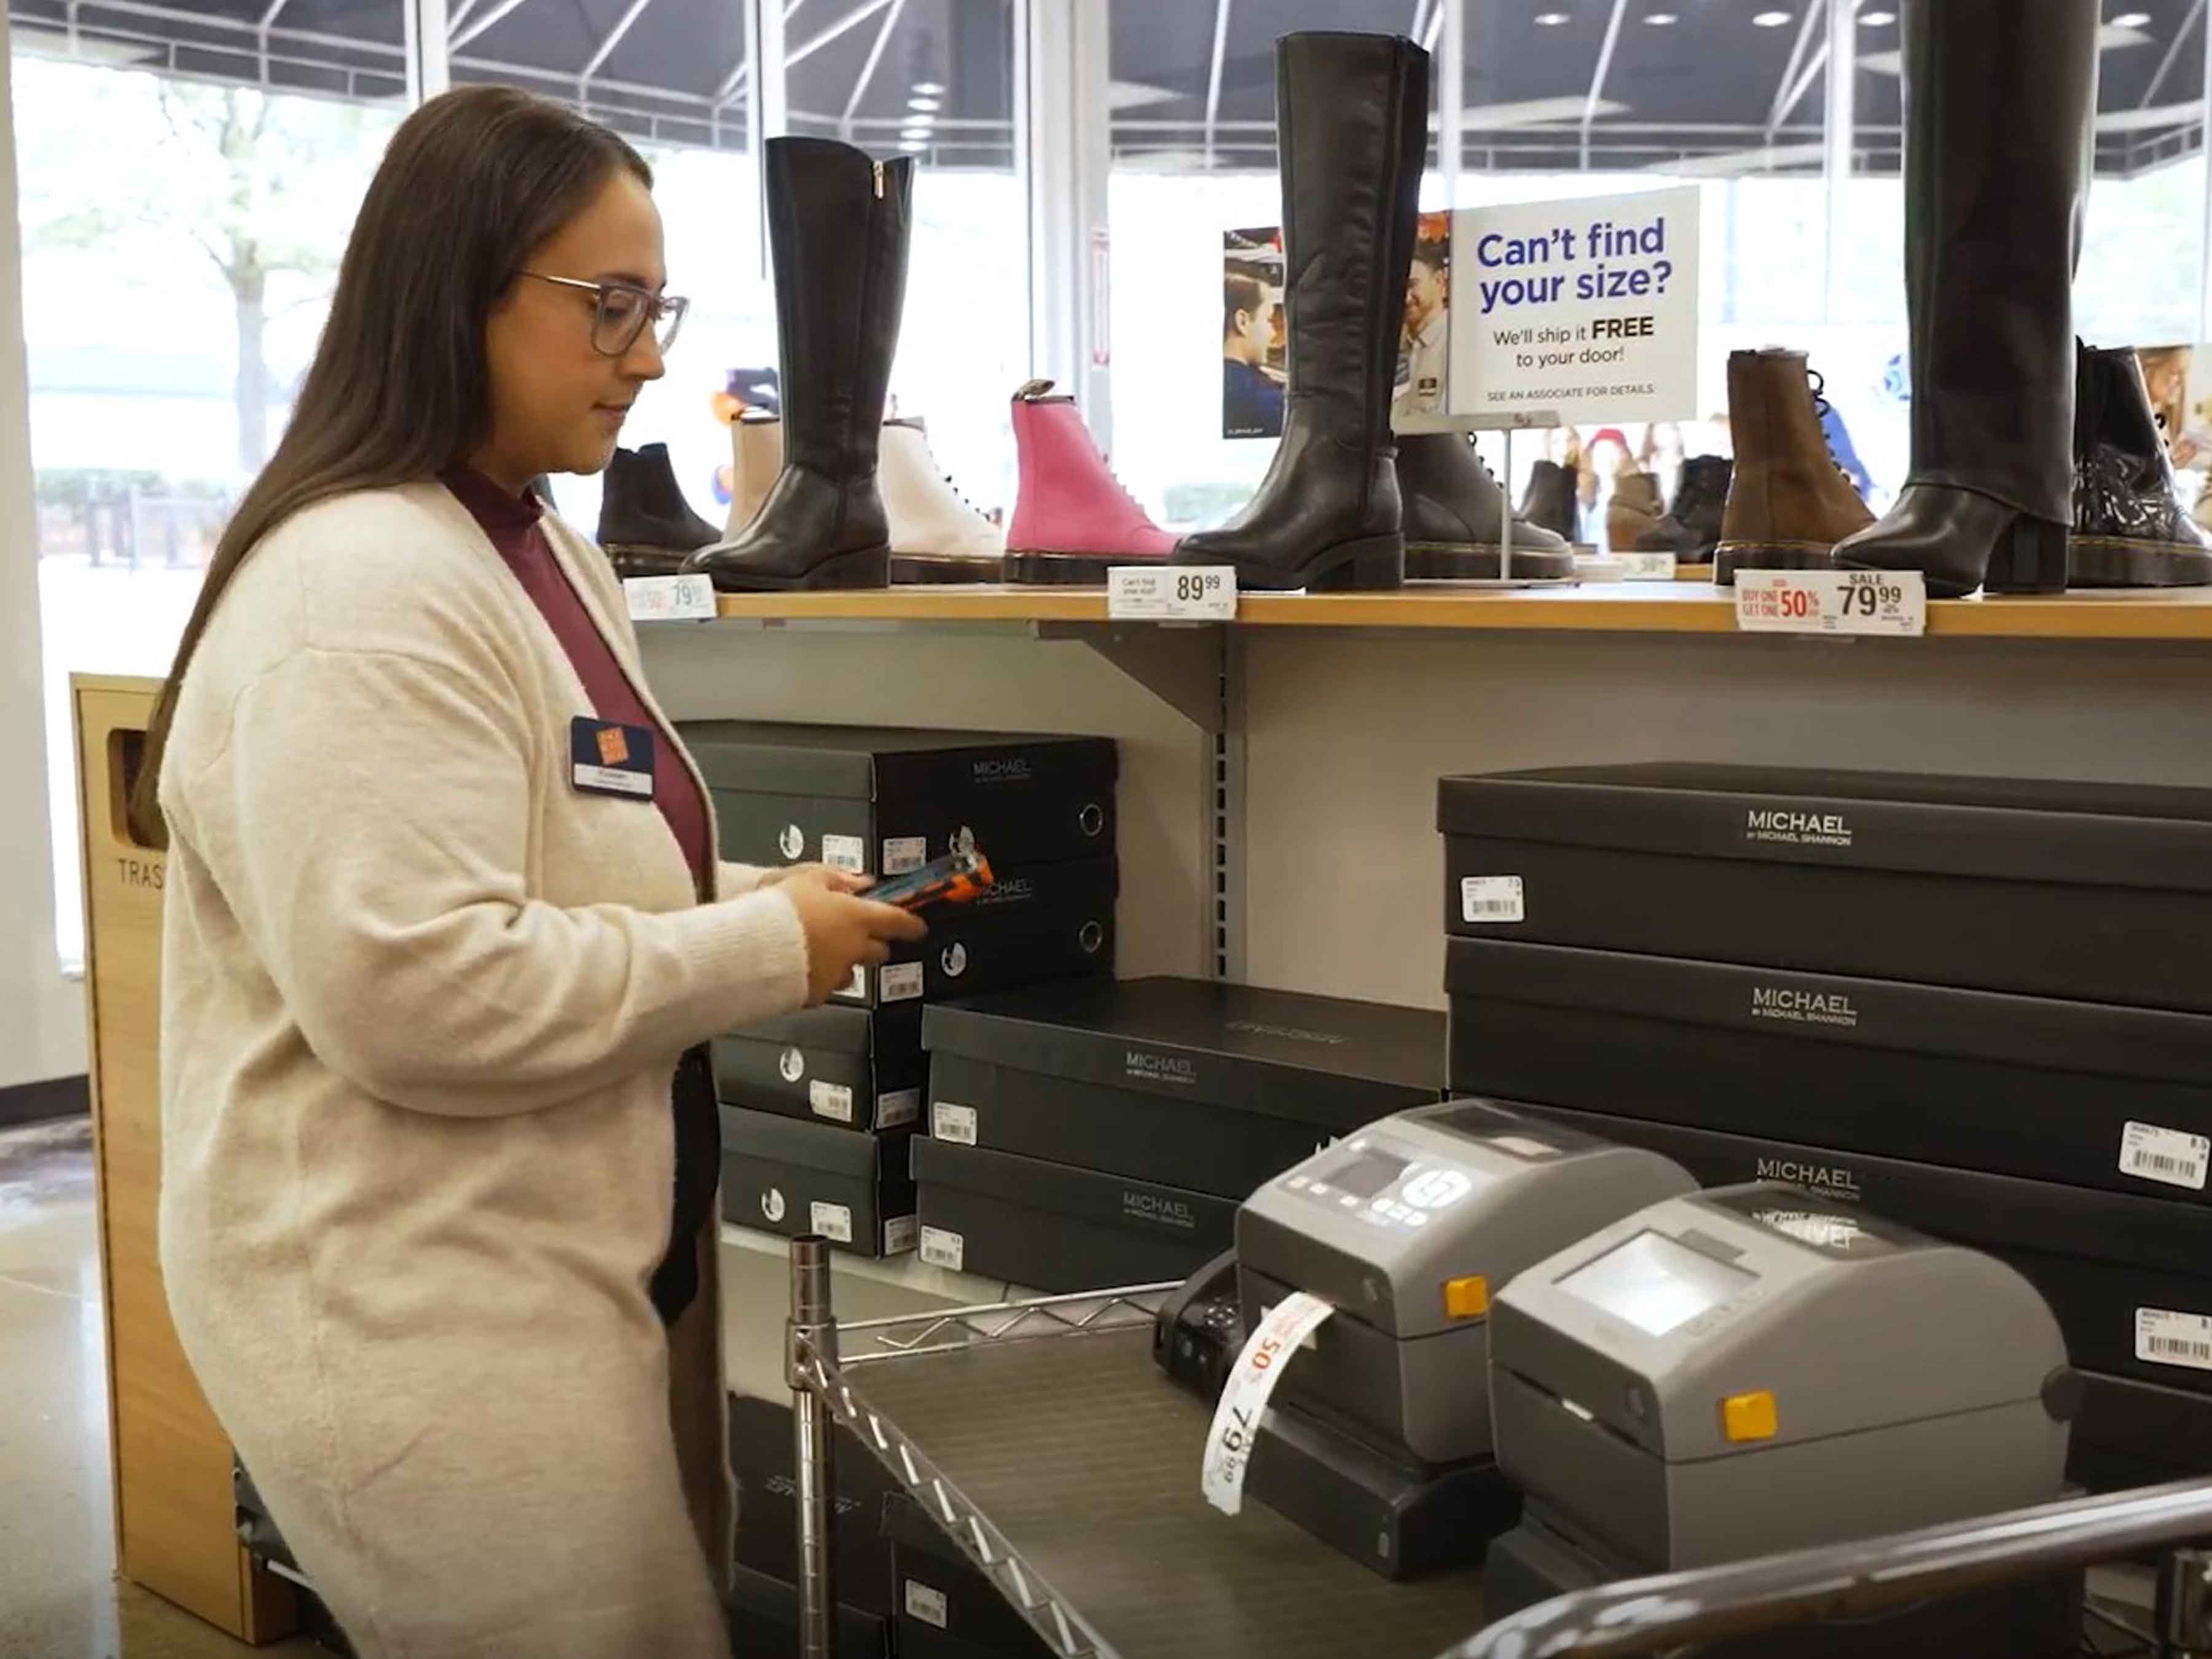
[868,847,994,912]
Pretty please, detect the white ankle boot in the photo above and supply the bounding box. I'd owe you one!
[721,415,1003,581]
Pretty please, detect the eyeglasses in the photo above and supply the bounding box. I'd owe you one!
[519,271,689,357]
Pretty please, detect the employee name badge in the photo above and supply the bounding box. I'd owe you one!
[570,718,656,799]
[1200,1290,1335,1516]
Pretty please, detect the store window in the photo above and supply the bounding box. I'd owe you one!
[1106,0,1442,530]
[1104,1,2211,549]
[449,0,765,536]
[10,3,404,967]
[788,0,1024,520]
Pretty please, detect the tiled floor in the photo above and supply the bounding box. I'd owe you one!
[0,1115,325,1658]
[0,1115,973,1659]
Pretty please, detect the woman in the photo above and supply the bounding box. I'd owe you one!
[136,87,925,1658]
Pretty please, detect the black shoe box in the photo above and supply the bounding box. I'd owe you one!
[726,1563,892,1659]
[680,722,1117,874]
[1439,763,2212,1012]
[920,976,1446,1199]
[830,857,1117,1009]
[720,1105,917,1257]
[1512,1102,2212,1398]
[882,1493,1054,1658]
[910,1137,1234,1292]
[1446,936,2212,1209]
[728,1392,900,1615]
[2074,1370,2212,1489]
[715,1005,925,1133]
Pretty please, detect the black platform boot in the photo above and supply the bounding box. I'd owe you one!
[597,445,719,579]
[1636,455,1732,565]
[1835,0,2096,598]
[2072,343,2212,587]
[687,138,909,592]
[1400,434,1574,581]
[1172,32,1428,592]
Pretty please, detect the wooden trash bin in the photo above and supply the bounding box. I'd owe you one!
[72,672,297,1643]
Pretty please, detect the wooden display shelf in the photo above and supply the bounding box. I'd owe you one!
[708,581,2212,641]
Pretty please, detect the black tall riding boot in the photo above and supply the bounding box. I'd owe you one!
[2072,343,2212,587]
[1836,0,2097,598]
[687,138,909,592]
[1173,32,1427,592]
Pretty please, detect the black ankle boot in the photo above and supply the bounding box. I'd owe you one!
[1518,460,1588,552]
[2071,342,2212,588]
[1399,434,1572,581]
[1172,33,1427,592]
[597,444,719,579]
[1835,0,2096,597]
[1635,455,1732,563]
[687,138,909,592]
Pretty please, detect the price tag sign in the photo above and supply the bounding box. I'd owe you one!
[623,573,718,622]
[1734,568,1926,637]
[1107,565,1237,622]
[1616,552,1678,582]
[1200,1290,1334,1515]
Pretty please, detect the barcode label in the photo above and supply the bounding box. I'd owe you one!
[2120,1121,2210,1192]
[904,1581,949,1630]
[877,1088,921,1129]
[809,1080,854,1124]
[880,962,925,1002]
[1460,876,1526,925]
[821,834,866,874]
[883,837,928,876]
[920,1226,965,1272]
[933,1102,979,1145]
[809,1202,853,1244]
[2138,1307,2212,1371]
[882,1215,918,1256]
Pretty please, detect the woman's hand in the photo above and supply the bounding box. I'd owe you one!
[776,866,928,1005]
[759,863,873,895]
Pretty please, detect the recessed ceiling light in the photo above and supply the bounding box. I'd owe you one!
[2111,9,2151,24]
[1752,9,1791,25]
[907,94,940,111]
[1534,10,1569,23]
[900,139,927,152]
[900,125,931,141]
[1859,7,1895,20]
[912,80,944,96]
[1644,10,1677,22]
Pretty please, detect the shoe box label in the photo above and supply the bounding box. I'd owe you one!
[903,1580,950,1631]
[884,837,929,875]
[810,1201,855,1245]
[2121,1121,2211,1192]
[2137,1307,2212,1373]
[880,963,925,1002]
[932,1102,979,1145]
[878,1089,922,1131]
[1460,875,1526,925]
[821,834,867,874]
[884,1215,919,1256]
[920,1226,966,1273]
[809,1080,855,1124]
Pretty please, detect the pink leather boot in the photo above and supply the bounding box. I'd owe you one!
[1004,380,1178,585]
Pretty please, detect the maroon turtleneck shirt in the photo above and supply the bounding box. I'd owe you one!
[443,468,713,896]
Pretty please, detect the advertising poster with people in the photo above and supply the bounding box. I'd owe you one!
[1221,227,1286,439]
[1395,211,1453,421]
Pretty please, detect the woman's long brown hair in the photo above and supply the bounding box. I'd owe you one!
[129,86,650,845]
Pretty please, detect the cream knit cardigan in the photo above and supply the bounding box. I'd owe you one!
[157,482,807,1659]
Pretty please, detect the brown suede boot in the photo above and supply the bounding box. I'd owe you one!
[1712,348,1874,586]
[1607,471,1663,552]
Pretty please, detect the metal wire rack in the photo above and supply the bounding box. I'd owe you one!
[782,1234,2212,1659]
